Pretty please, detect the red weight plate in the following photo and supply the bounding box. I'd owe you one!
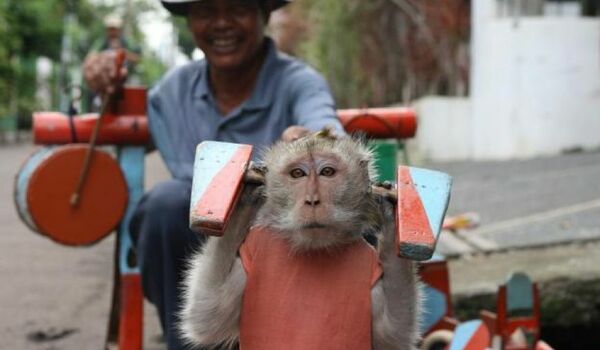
[27,145,128,246]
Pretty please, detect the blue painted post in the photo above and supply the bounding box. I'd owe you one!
[115,146,145,350]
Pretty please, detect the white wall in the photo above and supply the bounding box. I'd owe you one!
[416,16,600,160]
[471,17,600,159]
[414,97,472,161]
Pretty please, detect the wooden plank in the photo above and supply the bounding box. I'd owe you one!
[421,285,449,335]
[337,107,417,139]
[420,259,454,334]
[506,272,534,313]
[396,166,452,260]
[109,146,145,350]
[33,112,149,145]
[118,147,144,274]
[190,141,253,235]
[118,274,143,350]
[25,145,128,246]
[449,320,490,350]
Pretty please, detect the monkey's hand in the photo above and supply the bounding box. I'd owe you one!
[372,198,420,350]
[216,183,265,255]
[179,185,263,348]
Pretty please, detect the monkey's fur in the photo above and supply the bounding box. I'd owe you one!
[179,132,421,349]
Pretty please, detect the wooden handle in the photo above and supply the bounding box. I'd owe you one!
[70,50,128,207]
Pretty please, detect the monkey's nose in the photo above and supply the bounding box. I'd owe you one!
[304,195,320,206]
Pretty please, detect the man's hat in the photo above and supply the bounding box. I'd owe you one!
[161,0,291,16]
[104,14,123,28]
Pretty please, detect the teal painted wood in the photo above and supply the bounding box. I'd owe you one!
[396,166,452,260]
[118,147,145,275]
[449,320,488,350]
[189,141,253,233]
[421,285,448,334]
[506,272,534,313]
[370,140,397,182]
[410,167,452,244]
[14,146,55,232]
[190,141,248,211]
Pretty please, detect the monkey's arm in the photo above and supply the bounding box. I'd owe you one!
[179,186,263,348]
[372,200,421,350]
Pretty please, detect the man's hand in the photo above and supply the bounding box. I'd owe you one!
[281,125,310,142]
[83,51,128,95]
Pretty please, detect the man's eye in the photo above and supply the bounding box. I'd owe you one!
[189,6,213,19]
[230,1,256,14]
[290,168,306,178]
[232,5,253,11]
[320,167,336,177]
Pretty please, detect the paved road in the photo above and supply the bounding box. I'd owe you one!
[427,150,600,255]
[2,142,599,348]
[0,143,166,350]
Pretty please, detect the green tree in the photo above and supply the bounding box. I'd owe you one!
[171,16,196,58]
[298,0,370,108]
[0,0,168,123]
[281,0,470,107]
[0,0,102,125]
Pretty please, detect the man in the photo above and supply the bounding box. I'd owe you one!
[85,14,141,107]
[84,0,342,348]
[94,14,141,70]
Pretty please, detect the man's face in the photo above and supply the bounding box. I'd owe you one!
[187,0,266,71]
[106,27,121,40]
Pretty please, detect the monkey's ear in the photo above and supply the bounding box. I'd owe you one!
[359,159,372,177]
[360,157,379,181]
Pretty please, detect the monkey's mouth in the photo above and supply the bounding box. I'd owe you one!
[302,222,328,230]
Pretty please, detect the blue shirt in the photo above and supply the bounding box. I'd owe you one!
[147,38,343,181]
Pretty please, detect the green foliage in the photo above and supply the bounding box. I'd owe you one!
[0,0,168,124]
[298,0,372,108]
[137,52,167,87]
[7,1,66,59]
[172,16,196,57]
[292,0,471,106]
[0,0,98,124]
[0,1,58,121]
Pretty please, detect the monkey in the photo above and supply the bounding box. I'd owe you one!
[179,131,421,350]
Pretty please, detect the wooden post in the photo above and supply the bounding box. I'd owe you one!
[106,146,145,350]
[448,320,490,350]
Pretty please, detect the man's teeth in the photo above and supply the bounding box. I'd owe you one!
[214,38,236,47]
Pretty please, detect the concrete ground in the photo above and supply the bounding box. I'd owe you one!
[1,143,166,350]
[426,151,600,295]
[1,142,599,349]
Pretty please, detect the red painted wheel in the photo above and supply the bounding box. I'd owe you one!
[15,145,128,246]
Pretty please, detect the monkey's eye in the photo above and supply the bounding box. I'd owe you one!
[290,168,306,178]
[320,166,336,177]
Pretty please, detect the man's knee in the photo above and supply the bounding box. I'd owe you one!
[130,180,192,244]
[143,180,191,218]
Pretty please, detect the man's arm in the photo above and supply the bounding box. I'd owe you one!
[282,66,345,140]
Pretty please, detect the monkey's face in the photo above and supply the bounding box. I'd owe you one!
[282,152,346,227]
[257,135,380,251]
